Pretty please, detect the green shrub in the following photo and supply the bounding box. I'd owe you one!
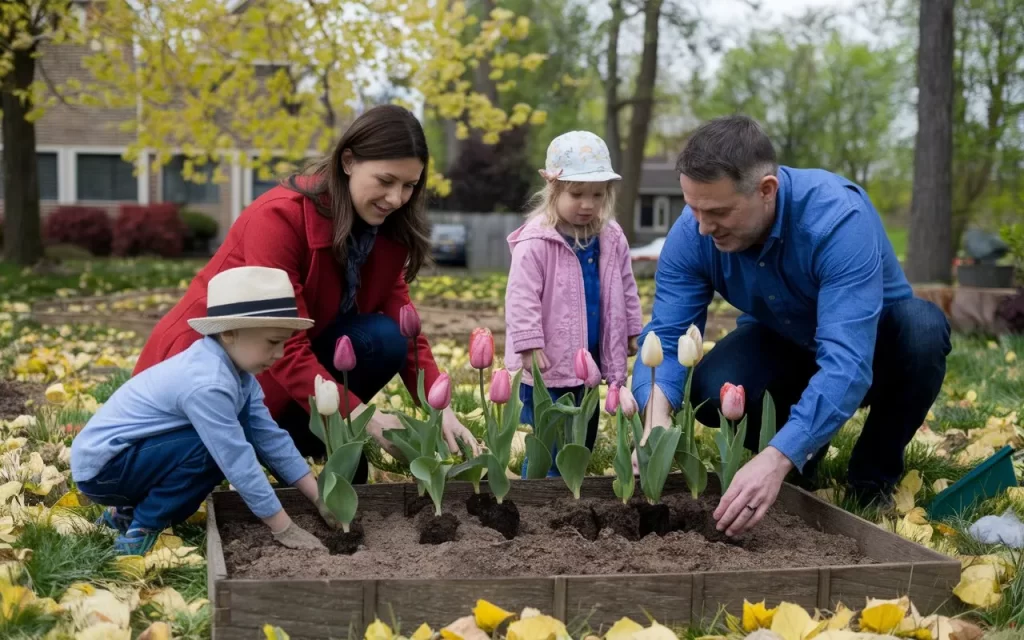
[180,210,219,240]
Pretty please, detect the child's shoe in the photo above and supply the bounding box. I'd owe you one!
[114,527,160,555]
[96,507,134,534]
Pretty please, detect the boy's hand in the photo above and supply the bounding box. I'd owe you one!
[315,498,343,531]
[628,336,639,357]
[272,522,326,550]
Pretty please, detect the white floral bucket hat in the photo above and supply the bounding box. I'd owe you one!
[540,130,622,183]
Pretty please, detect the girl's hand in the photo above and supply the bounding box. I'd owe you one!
[442,409,482,456]
[521,349,551,372]
[628,336,639,357]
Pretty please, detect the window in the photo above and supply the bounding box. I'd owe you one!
[634,195,671,233]
[251,157,301,201]
[162,156,221,204]
[77,153,136,201]
[0,152,59,200]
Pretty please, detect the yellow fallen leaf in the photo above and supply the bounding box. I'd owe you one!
[826,604,855,631]
[366,619,395,640]
[605,617,645,640]
[507,614,571,640]
[74,623,132,639]
[411,623,434,640]
[152,533,183,552]
[771,602,825,640]
[631,622,678,640]
[932,479,951,493]
[60,584,133,629]
[144,546,204,572]
[442,615,490,640]
[952,572,1002,608]
[44,383,68,404]
[859,602,905,633]
[144,586,189,616]
[894,470,923,514]
[473,599,513,632]
[112,555,146,580]
[1006,351,1017,363]
[965,390,977,403]
[54,491,82,508]
[743,599,778,631]
[263,625,291,640]
[0,582,35,619]
[1007,487,1024,505]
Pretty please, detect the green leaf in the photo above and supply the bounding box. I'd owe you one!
[322,472,357,530]
[485,453,511,502]
[410,456,448,516]
[308,395,327,447]
[327,412,346,454]
[524,434,554,479]
[573,386,601,446]
[383,417,423,464]
[642,427,681,503]
[715,413,748,493]
[318,441,366,497]
[759,389,777,453]
[531,355,553,432]
[555,444,591,499]
[675,450,707,499]
[347,404,375,442]
[612,412,635,503]
[449,445,487,494]
[545,403,582,416]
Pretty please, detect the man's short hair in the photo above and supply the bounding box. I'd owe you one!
[676,115,779,194]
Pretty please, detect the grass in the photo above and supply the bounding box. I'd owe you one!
[0,258,205,304]
[14,522,123,600]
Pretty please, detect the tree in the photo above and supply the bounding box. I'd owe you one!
[78,0,547,199]
[441,125,532,212]
[1,0,79,265]
[905,0,955,284]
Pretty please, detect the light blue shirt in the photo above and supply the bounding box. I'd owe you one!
[71,337,310,518]
[631,166,913,471]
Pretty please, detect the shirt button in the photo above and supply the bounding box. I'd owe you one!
[806,453,813,461]
[769,295,776,301]
[588,258,594,263]
[759,261,765,267]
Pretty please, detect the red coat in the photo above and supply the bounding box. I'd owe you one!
[133,185,441,418]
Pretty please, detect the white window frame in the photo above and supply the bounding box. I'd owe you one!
[634,194,672,233]
[69,146,145,203]
[0,144,70,203]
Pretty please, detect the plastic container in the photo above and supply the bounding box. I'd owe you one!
[927,446,1019,520]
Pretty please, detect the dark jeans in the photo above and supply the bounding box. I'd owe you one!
[688,297,951,495]
[77,428,226,531]
[276,312,408,484]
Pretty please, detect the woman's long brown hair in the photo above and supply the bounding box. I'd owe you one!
[287,104,432,282]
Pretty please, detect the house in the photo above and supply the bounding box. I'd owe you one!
[0,0,322,244]
[632,156,685,247]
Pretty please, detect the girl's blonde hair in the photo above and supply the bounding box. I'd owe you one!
[524,179,617,247]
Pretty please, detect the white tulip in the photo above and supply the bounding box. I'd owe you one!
[678,324,704,367]
[640,332,664,367]
[314,374,340,415]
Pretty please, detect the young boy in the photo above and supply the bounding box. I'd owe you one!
[71,266,338,555]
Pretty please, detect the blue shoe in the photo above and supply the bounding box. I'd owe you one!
[114,527,160,555]
[96,507,134,535]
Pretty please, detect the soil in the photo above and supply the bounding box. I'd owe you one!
[634,501,672,538]
[479,500,520,540]
[0,380,45,420]
[466,492,495,517]
[405,494,434,518]
[221,492,872,580]
[325,522,365,555]
[417,512,460,545]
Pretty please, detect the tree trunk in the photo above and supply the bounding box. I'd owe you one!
[604,0,624,171]
[615,0,663,245]
[905,0,955,284]
[1,47,44,266]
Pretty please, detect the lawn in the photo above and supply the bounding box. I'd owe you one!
[0,258,1021,639]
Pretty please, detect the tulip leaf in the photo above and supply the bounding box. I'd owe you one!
[327,412,347,454]
[449,441,487,494]
[715,413,748,493]
[346,404,375,442]
[612,410,635,503]
[759,389,777,453]
[555,444,591,500]
[485,453,511,502]
[642,427,681,503]
[530,356,553,432]
[318,441,366,497]
[524,434,554,479]
[574,387,601,446]
[410,456,450,517]
[676,450,707,499]
[322,471,358,530]
[307,395,327,448]
[383,416,424,464]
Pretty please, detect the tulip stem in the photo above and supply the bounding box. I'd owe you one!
[342,371,352,437]
[413,340,422,419]
[479,369,491,430]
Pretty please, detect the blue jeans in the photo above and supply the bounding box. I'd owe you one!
[688,297,951,494]
[276,312,408,482]
[77,398,278,530]
[518,380,601,478]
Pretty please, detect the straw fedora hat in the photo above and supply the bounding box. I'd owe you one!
[187,266,315,336]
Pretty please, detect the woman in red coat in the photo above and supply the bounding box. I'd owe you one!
[134,105,479,482]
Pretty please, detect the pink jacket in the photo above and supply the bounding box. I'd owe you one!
[504,218,644,388]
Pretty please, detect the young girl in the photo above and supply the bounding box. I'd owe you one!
[504,130,644,476]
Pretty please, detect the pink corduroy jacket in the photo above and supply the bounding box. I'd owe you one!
[504,217,644,388]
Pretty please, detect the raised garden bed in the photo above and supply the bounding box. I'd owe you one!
[206,475,959,640]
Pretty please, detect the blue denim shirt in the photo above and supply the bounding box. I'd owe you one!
[630,166,913,471]
[565,234,601,356]
[71,337,311,518]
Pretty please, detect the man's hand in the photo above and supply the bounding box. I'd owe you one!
[367,411,405,458]
[640,384,673,446]
[628,336,639,357]
[713,446,793,537]
[442,409,482,456]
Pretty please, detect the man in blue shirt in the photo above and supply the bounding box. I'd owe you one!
[631,116,951,538]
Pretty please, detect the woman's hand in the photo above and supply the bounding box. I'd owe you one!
[442,409,482,456]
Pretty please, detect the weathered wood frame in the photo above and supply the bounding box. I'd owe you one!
[206,476,959,640]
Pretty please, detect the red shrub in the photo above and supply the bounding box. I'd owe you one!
[44,206,113,256]
[112,203,186,258]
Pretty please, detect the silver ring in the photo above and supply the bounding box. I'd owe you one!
[745,504,756,512]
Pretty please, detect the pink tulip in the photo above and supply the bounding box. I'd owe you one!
[469,327,494,370]
[427,373,452,411]
[399,304,421,338]
[605,384,620,414]
[489,369,511,404]
[573,349,601,388]
[333,335,356,372]
[720,383,746,421]
[619,387,639,419]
